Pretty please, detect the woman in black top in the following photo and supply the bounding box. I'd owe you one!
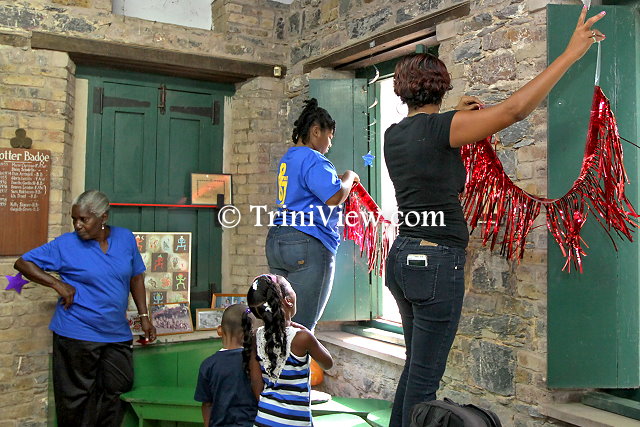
[384,8,605,426]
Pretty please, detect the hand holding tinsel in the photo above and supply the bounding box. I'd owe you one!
[343,182,396,276]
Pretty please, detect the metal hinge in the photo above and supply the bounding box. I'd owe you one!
[170,100,220,125]
[93,87,151,114]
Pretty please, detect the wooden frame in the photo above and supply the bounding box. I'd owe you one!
[150,302,194,336]
[191,173,232,205]
[302,2,470,72]
[195,308,224,331]
[211,293,247,310]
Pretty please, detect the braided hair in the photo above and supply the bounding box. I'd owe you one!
[245,274,289,379]
[291,98,336,145]
[240,305,254,377]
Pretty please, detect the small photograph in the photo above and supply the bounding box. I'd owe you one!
[150,302,193,336]
[212,293,248,310]
[196,309,224,331]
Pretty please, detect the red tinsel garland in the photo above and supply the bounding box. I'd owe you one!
[343,182,396,276]
[343,86,635,274]
[461,86,637,272]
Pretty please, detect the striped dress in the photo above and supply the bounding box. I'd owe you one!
[253,326,312,427]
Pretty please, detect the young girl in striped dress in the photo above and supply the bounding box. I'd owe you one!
[243,274,333,427]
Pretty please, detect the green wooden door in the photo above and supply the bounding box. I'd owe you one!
[547,4,639,387]
[82,69,232,310]
[310,79,372,321]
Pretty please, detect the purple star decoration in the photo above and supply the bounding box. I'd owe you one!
[362,151,375,167]
[4,273,29,294]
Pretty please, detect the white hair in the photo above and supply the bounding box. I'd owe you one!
[72,190,110,217]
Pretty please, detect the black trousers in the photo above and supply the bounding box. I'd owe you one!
[52,333,133,427]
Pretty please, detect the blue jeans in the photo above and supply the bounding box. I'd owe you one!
[385,236,466,427]
[265,226,336,330]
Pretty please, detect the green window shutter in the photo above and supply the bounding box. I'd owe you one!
[310,79,372,321]
[547,4,639,388]
[82,69,231,312]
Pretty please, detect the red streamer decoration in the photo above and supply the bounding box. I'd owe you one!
[343,182,397,276]
[461,86,638,272]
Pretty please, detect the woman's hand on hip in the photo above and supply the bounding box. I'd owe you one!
[140,317,157,342]
[52,281,75,309]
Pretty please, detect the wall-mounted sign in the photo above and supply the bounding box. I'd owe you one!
[0,148,51,255]
[191,173,232,206]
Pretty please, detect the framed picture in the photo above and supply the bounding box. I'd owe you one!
[196,308,224,331]
[150,302,193,336]
[191,173,232,205]
[128,232,192,334]
[212,293,247,310]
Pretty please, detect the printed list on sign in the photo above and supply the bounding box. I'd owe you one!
[0,148,51,256]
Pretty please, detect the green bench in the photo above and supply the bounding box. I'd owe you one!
[122,339,222,426]
[121,339,391,426]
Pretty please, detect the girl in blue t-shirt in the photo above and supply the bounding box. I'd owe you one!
[266,98,359,331]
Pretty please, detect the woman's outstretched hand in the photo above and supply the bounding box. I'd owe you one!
[564,6,606,62]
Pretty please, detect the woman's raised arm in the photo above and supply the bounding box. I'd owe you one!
[449,7,606,148]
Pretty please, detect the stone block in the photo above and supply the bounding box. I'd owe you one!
[470,52,517,84]
[436,19,457,42]
[498,149,516,178]
[499,120,531,147]
[462,291,498,313]
[453,38,481,62]
[470,341,516,395]
[527,0,550,13]
[347,8,391,39]
[462,13,493,32]
[458,313,527,338]
[227,13,259,27]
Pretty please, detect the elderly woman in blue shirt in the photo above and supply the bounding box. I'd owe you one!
[14,190,155,427]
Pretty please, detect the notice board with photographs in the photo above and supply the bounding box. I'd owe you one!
[0,148,51,255]
[127,232,192,335]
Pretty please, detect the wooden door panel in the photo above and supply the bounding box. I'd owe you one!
[99,82,157,204]
[310,79,371,321]
[547,4,639,387]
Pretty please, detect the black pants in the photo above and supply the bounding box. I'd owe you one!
[385,236,466,427]
[53,333,133,427]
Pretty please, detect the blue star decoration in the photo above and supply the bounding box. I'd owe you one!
[4,273,29,294]
[362,151,375,167]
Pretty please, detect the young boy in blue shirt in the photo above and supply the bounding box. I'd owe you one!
[194,304,257,426]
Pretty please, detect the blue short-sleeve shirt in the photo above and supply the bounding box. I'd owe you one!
[274,146,342,254]
[194,348,258,427]
[22,226,145,343]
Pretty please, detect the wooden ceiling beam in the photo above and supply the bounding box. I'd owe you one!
[30,32,286,83]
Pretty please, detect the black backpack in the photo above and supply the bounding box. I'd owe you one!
[411,398,502,427]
